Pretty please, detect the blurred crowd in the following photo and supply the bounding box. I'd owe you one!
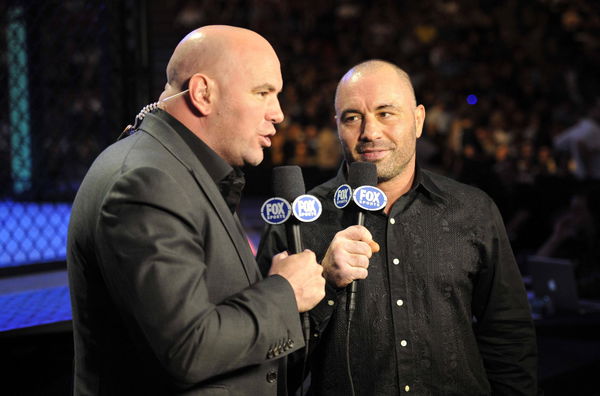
[170,0,600,295]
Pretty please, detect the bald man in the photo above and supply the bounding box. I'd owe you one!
[67,26,325,396]
[257,60,538,395]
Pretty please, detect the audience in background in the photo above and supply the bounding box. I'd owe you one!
[164,0,600,288]
[554,99,600,181]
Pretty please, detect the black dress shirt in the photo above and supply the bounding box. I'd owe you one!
[257,164,538,396]
[155,109,245,213]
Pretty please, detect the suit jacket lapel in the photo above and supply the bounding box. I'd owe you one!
[138,113,261,283]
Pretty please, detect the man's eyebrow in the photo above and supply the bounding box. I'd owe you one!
[375,103,401,111]
[252,83,278,92]
[339,104,401,118]
[339,108,361,118]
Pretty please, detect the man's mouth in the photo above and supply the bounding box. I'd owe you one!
[357,146,392,161]
[259,135,271,148]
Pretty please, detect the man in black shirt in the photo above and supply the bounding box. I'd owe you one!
[257,60,538,395]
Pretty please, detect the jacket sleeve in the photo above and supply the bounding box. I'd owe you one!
[472,197,539,395]
[95,166,304,389]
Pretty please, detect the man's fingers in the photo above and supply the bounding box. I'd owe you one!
[340,239,380,257]
[272,251,289,264]
[351,254,370,269]
[352,267,368,280]
[338,226,379,254]
[343,225,373,241]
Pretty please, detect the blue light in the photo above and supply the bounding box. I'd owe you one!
[0,201,71,267]
[467,94,478,105]
[0,286,72,332]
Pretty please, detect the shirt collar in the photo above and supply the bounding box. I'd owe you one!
[414,163,448,205]
[154,109,245,213]
[154,109,235,186]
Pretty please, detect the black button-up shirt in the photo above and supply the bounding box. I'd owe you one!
[257,164,538,396]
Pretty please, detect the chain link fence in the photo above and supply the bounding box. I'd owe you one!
[0,0,140,269]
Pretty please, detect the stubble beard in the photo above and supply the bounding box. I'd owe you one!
[374,149,415,183]
[343,144,414,183]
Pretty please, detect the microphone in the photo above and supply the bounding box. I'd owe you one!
[345,162,387,314]
[347,162,378,225]
[272,166,306,254]
[262,166,322,345]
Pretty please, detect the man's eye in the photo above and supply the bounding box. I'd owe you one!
[343,115,360,123]
[257,91,269,97]
[379,112,391,118]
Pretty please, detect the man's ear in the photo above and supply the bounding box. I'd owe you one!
[414,104,426,139]
[188,73,213,115]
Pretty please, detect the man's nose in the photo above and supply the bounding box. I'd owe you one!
[268,98,284,124]
[360,115,382,140]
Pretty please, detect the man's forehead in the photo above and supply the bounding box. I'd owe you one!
[336,72,413,111]
[228,47,282,87]
[336,86,407,111]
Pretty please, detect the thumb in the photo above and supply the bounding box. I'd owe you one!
[368,239,380,253]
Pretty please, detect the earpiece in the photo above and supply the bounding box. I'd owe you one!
[119,89,190,140]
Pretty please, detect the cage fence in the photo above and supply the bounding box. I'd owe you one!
[1,0,130,269]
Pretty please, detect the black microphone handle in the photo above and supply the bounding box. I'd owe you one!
[285,221,311,351]
[287,222,304,254]
[347,211,365,314]
[356,211,365,227]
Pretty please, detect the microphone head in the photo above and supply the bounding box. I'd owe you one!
[273,166,305,202]
[348,162,377,188]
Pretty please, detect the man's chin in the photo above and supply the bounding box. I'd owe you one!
[244,152,264,167]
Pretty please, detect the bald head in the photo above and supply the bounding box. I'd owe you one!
[157,25,284,167]
[335,60,416,110]
[163,25,277,95]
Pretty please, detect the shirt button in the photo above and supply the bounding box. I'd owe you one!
[392,258,400,265]
[390,218,396,224]
[266,370,277,383]
[396,299,404,306]
[327,299,335,306]
[400,339,408,347]
[405,385,410,392]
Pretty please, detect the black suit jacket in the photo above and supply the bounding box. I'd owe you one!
[67,113,303,395]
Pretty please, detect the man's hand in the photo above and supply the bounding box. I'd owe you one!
[321,225,380,288]
[269,250,326,312]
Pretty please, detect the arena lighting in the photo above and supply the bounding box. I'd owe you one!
[7,6,32,194]
[467,94,478,105]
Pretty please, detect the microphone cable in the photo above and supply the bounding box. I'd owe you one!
[346,291,357,396]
